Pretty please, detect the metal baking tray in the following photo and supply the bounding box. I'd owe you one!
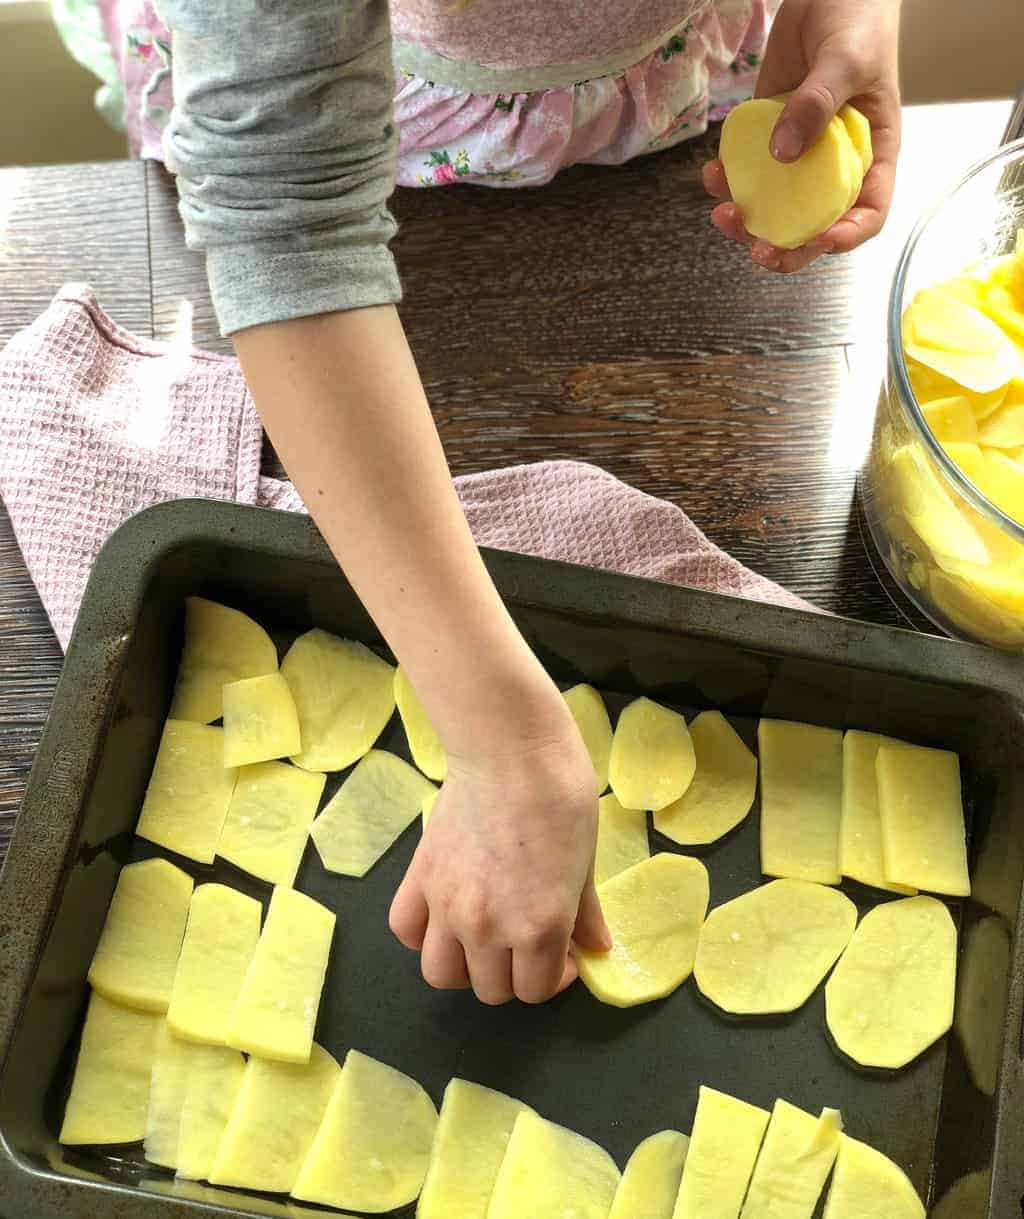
[0,499,1021,1218]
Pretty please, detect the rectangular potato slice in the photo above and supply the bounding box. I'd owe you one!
[673,1086,770,1219]
[228,885,335,1064]
[610,1130,690,1219]
[167,884,262,1046]
[595,793,650,885]
[88,858,193,1013]
[758,720,843,885]
[209,1043,340,1194]
[217,760,326,887]
[136,721,238,863]
[145,1022,201,1170]
[222,672,302,768]
[876,743,970,895]
[739,1101,841,1219]
[60,992,163,1145]
[175,1045,246,1181]
[840,731,916,894]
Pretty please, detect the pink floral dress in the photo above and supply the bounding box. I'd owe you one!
[83,0,778,187]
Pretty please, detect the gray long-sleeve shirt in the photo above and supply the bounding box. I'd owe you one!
[161,0,401,336]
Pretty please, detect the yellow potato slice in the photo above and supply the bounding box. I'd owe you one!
[576,853,709,1008]
[923,396,980,443]
[976,448,1024,522]
[905,357,1007,418]
[979,400,1024,447]
[293,1049,438,1213]
[310,749,437,878]
[720,100,861,249]
[228,885,335,1064]
[209,1043,340,1194]
[654,711,757,846]
[984,283,1024,343]
[758,719,843,885]
[88,858,193,1013]
[488,1109,620,1219]
[955,915,1012,1097]
[825,895,957,1068]
[672,1086,770,1219]
[694,879,857,1015]
[929,568,1024,648]
[175,1045,246,1181]
[281,630,395,772]
[903,289,1018,395]
[610,1130,689,1219]
[222,672,302,768]
[421,787,441,827]
[839,731,916,894]
[564,684,613,793]
[739,1102,841,1219]
[395,666,447,782]
[136,721,238,864]
[821,1136,925,1219]
[167,883,262,1046]
[169,596,278,724]
[217,760,326,887]
[595,793,649,885]
[838,103,873,174]
[60,992,162,1145]
[876,743,970,895]
[145,1022,201,1170]
[418,1078,531,1219]
[609,697,696,812]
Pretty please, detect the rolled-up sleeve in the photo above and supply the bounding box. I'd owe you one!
[161,0,401,335]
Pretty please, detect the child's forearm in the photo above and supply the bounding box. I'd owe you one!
[233,305,568,760]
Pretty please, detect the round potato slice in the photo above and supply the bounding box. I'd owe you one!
[825,895,957,1069]
[609,1130,689,1219]
[694,879,857,1015]
[564,684,613,794]
[608,697,695,812]
[822,1136,924,1219]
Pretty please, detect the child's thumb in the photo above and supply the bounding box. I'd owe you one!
[770,58,857,163]
[573,881,612,952]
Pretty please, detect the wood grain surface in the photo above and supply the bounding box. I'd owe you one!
[0,100,1012,863]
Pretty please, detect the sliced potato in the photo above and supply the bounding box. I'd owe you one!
[421,787,441,827]
[955,915,1012,1097]
[595,793,650,885]
[840,731,916,894]
[974,448,1024,523]
[169,596,278,724]
[228,885,335,1064]
[888,444,989,568]
[739,1102,841,1219]
[576,853,709,1008]
[310,749,436,877]
[821,1136,925,1219]
[673,1086,770,1219]
[694,879,857,1015]
[923,396,979,443]
[217,760,326,887]
[88,858,193,1013]
[979,401,1024,448]
[825,895,957,1069]
[904,288,1018,395]
[281,630,395,772]
[136,721,238,864]
[209,1043,340,1194]
[654,711,757,846]
[876,743,970,896]
[395,666,447,782]
[222,672,302,768]
[488,1110,620,1219]
[758,719,843,885]
[145,1022,200,1170]
[167,883,261,1046]
[293,1049,438,1213]
[609,697,696,812]
[175,1045,246,1181]
[418,1078,531,1219]
[610,1130,689,1219]
[60,992,162,1145]
[929,1171,992,1219]
[906,357,1007,417]
[564,684,613,793]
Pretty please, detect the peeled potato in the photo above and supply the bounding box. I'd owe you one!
[673,1086,770,1219]
[488,1110,620,1219]
[170,596,278,724]
[609,697,696,812]
[739,1102,842,1219]
[145,1022,201,1170]
[394,666,447,782]
[825,896,957,1069]
[88,858,193,1014]
[281,630,395,772]
[821,1136,924,1219]
[955,915,1012,1097]
[576,853,709,1008]
[923,396,979,443]
[175,1045,246,1181]
[418,1079,531,1219]
[595,793,650,885]
[839,731,915,894]
[610,1130,689,1219]
[222,672,302,768]
[293,1049,438,1213]
[310,749,437,877]
[564,684,613,793]
[654,711,757,846]
[694,879,857,1015]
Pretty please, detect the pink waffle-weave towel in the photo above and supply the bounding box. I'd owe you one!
[0,285,815,649]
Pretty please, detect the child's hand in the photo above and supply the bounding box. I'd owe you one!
[389,718,611,1005]
[704,0,901,273]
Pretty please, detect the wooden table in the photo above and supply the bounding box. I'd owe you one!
[0,99,1012,860]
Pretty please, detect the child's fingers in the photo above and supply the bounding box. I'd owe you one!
[389,869,429,951]
[466,945,515,1006]
[770,57,860,162]
[420,920,471,990]
[710,202,753,246]
[513,941,572,1005]
[702,158,731,200]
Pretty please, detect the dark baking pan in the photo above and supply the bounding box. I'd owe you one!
[0,499,1022,1219]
